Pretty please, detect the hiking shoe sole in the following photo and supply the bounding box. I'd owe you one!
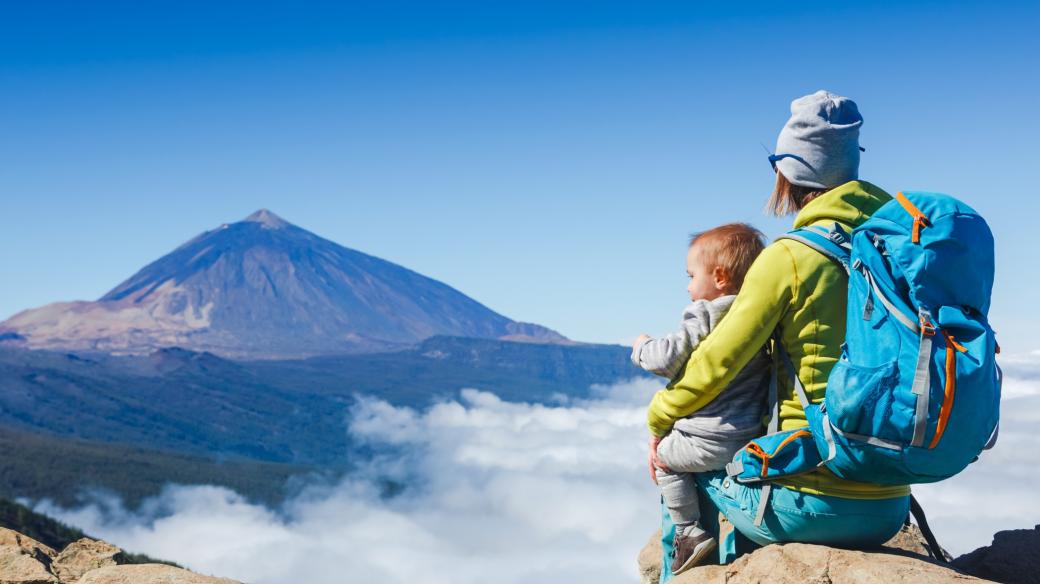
[672,536,717,575]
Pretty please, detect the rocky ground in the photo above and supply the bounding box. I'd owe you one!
[638,523,1040,584]
[0,527,240,584]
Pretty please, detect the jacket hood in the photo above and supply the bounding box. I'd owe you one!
[792,180,892,229]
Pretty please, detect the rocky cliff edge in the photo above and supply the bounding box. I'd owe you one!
[638,523,1040,584]
[0,527,239,584]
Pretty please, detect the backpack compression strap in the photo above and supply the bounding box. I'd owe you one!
[743,225,852,527]
[910,495,950,563]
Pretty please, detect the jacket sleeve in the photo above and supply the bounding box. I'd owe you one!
[646,243,796,437]
[630,305,711,379]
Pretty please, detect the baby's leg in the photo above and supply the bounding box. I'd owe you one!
[655,431,747,531]
[655,431,742,573]
[656,467,701,528]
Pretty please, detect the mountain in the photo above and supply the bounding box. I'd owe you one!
[0,209,566,359]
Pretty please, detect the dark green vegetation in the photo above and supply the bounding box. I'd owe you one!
[0,497,178,566]
[0,426,316,508]
[0,336,645,504]
[0,497,86,550]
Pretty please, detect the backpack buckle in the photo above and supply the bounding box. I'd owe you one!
[919,310,936,337]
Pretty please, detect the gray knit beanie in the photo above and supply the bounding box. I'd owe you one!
[774,90,862,189]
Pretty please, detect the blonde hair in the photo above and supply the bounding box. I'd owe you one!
[766,171,829,216]
[689,223,766,292]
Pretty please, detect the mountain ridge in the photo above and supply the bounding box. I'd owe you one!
[1,210,566,359]
[0,337,639,467]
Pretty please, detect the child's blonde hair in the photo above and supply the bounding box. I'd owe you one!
[689,223,766,292]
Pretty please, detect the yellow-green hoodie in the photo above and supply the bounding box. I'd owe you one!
[647,180,910,499]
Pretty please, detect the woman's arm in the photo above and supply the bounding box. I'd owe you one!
[646,243,797,437]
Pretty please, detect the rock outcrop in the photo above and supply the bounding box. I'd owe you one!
[953,525,1040,584]
[51,539,126,583]
[76,566,240,584]
[0,528,239,584]
[638,524,1008,584]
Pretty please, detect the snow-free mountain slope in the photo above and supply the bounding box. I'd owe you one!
[1,210,565,358]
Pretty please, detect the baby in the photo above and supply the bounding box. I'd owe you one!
[632,223,770,575]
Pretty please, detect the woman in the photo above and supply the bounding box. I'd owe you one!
[651,91,910,573]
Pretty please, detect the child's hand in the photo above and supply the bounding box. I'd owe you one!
[632,334,651,352]
[648,434,671,484]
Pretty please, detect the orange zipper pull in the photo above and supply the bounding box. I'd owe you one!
[896,192,931,244]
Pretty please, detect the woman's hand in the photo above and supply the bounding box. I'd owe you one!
[648,434,670,484]
[632,334,651,352]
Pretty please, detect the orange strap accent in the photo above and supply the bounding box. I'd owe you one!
[745,430,812,477]
[895,191,931,244]
[746,443,770,477]
[944,331,968,353]
[929,331,964,448]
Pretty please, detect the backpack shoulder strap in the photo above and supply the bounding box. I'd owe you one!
[776,222,852,274]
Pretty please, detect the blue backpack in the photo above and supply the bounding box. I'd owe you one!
[727,191,1001,525]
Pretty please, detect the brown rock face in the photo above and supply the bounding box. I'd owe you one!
[671,543,991,584]
[0,528,57,563]
[51,539,126,583]
[637,523,994,584]
[0,527,59,584]
[638,531,664,584]
[75,565,241,584]
[0,528,240,584]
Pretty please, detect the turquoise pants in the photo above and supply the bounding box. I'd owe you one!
[659,471,909,582]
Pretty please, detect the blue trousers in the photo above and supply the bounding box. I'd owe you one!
[659,471,909,582]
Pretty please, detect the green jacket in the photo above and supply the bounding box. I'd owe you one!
[647,180,910,499]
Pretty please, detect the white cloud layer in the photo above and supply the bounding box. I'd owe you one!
[34,361,1040,583]
[36,379,664,584]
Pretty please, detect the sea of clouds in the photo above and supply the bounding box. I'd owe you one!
[34,355,1040,584]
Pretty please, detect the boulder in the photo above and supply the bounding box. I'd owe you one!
[51,539,127,583]
[0,528,57,563]
[638,523,994,584]
[671,543,991,583]
[953,524,1040,584]
[76,565,241,584]
[0,527,240,584]
[638,531,663,584]
[0,527,59,584]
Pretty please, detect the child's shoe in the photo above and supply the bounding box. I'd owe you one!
[670,524,717,575]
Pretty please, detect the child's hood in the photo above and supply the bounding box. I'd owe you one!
[681,295,737,332]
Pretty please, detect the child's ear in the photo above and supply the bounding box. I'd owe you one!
[712,266,731,292]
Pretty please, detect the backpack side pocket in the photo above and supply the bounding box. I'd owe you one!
[726,428,823,484]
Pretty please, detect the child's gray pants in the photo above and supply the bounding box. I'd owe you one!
[655,430,749,527]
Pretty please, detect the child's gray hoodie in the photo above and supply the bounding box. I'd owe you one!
[632,295,769,440]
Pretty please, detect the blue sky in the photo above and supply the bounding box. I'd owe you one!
[1,1,1037,351]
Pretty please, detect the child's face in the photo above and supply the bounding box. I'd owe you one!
[686,244,729,302]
